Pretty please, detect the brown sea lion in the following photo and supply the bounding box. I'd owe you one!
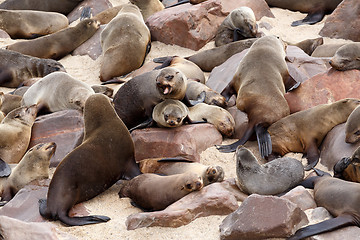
[214,7,257,47]
[345,105,360,144]
[118,172,203,211]
[39,93,141,226]
[0,48,65,88]
[90,84,114,98]
[329,43,360,71]
[0,142,56,202]
[311,43,346,57]
[100,3,151,81]
[113,67,187,130]
[6,18,100,60]
[139,157,224,186]
[286,37,324,56]
[22,72,95,113]
[0,105,37,164]
[186,79,227,108]
[216,35,290,155]
[130,0,164,21]
[333,146,360,183]
[92,5,125,25]
[0,10,68,39]
[0,92,22,115]
[152,99,189,128]
[268,99,360,170]
[264,0,342,26]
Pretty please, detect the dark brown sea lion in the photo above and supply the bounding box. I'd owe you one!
[6,18,100,60]
[0,48,65,88]
[345,105,360,144]
[333,146,360,183]
[329,43,360,71]
[39,93,141,226]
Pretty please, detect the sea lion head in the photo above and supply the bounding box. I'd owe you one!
[206,91,227,108]
[230,7,257,38]
[43,61,66,75]
[329,43,360,71]
[3,105,37,126]
[333,157,352,178]
[206,166,225,184]
[81,18,101,30]
[163,105,186,127]
[156,67,187,99]
[182,173,203,192]
[345,106,360,144]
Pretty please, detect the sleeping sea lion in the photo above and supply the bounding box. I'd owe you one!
[39,93,141,226]
[286,37,324,56]
[311,43,346,57]
[329,43,360,71]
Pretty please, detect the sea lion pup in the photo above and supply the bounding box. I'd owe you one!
[288,173,360,240]
[0,105,37,164]
[22,72,95,113]
[286,37,324,56]
[139,157,224,186]
[329,43,360,71]
[264,0,342,26]
[152,99,189,128]
[345,105,360,144]
[6,18,100,60]
[100,3,151,82]
[267,99,360,171]
[216,35,290,155]
[39,94,141,226]
[0,142,56,203]
[118,172,203,211]
[235,146,304,195]
[333,146,360,183]
[0,10,68,39]
[0,49,65,88]
[214,7,257,47]
[154,56,206,83]
[311,43,346,57]
[188,103,235,137]
[113,67,187,130]
[129,0,164,21]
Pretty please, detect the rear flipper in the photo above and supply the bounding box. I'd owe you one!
[158,156,192,163]
[216,126,254,153]
[153,56,175,69]
[291,11,325,27]
[0,158,11,177]
[255,125,272,159]
[80,6,92,20]
[100,78,126,85]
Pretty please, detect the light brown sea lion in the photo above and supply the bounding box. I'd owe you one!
[0,10,68,39]
[152,99,189,128]
[329,43,360,71]
[39,93,141,226]
[214,7,257,47]
[216,35,290,155]
[0,142,56,202]
[311,43,346,57]
[268,99,360,170]
[264,0,343,26]
[22,72,95,113]
[333,146,360,183]
[0,49,65,88]
[186,79,227,108]
[130,0,164,21]
[100,3,151,82]
[0,92,22,115]
[118,172,203,211]
[345,105,360,144]
[113,67,187,130]
[139,157,224,186]
[90,84,114,98]
[286,37,324,56]
[0,105,37,164]
[6,18,100,60]
[92,5,125,25]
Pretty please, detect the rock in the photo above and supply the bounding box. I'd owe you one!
[319,0,360,42]
[147,0,273,50]
[219,194,308,240]
[131,123,222,162]
[227,106,248,139]
[29,110,84,168]
[0,29,10,38]
[125,178,247,230]
[320,123,360,170]
[305,207,332,224]
[67,0,112,23]
[72,25,104,60]
[285,69,360,113]
[282,186,316,211]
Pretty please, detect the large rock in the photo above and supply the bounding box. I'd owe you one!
[227,106,249,139]
[285,69,360,113]
[126,178,247,230]
[319,0,360,42]
[29,110,84,167]
[72,25,105,60]
[67,0,112,23]
[281,186,316,211]
[131,123,222,162]
[146,0,273,50]
[219,194,308,240]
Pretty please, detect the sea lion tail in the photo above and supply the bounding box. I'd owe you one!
[255,125,272,159]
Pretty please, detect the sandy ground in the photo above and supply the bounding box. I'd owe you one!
[0,0,353,239]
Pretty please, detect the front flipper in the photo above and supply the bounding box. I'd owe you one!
[153,56,174,69]
[100,78,126,85]
[129,118,154,133]
[291,11,325,27]
[0,158,11,177]
[158,156,193,163]
[303,141,320,171]
[255,125,272,159]
[233,28,245,42]
[188,91,206,106]
[216,126,254,153]
[80,6,92,20]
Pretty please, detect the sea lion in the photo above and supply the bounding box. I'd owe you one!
[0,48,65,88]
[22,72,95,113]
[0,10,68,39]
[311,43,346,57]
[345,105,360,144]
[329,43,360,71]
[6,18,100,60]
[188,103,235,137]
[216,35,290,155]
[0,142,56,202]
[152,99,189,128]
[235,146,304,195]
[92,5,125,25]
[130,0,164,21]
[100,3,151,81]
[268,99,360,170]
[264,0,342,26]
[113,67,187,130]
[0,94,4,122]
[0,105,37,164]
[139,157,224,186]
[286,37,324,56]
[164,0,207,8]
[214,7,257,47]
[90,84,114,98]
[289,174,360,240]
[39,93,141,226]
[118,172,203,211]
[0,92,22,115]
[333,146,360,183]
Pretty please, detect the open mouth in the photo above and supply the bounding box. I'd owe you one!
[157,83,172,95]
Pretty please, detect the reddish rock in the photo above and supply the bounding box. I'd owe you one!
[126,178,247,230]
[67,0,112,23]
[319,0,360,42]
[227,106,249,139]
[29,110,84,167]
[282,186,316,211]
[219,194,308,240]
[285,69,360,113]
[131,123,222,162]
[147,0,273,50]
[72,25,104,60]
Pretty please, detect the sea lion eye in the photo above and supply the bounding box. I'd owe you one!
[177,118,181,122]
[165,75,174,80]
[355,130,360,136]
[186,184,192,189]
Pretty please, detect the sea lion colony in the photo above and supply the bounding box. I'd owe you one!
[0,0,358,239]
